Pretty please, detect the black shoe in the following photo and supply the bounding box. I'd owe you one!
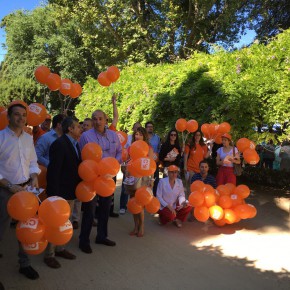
[0,253,2,258]
[0,281,4,290]
[44,257,61,269]
[109,212,119,218]
[79,244,92,254]
[19,266,39,280]
[95,238,116,247]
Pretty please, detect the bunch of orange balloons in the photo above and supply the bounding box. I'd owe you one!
[76,142,121,201]
[175,118,199,133]
[127,186,160,215]
[201,122,231,144]
[7,192,73,255]
[97,66,120,87]
[236,138,260,165]
[34,65,82,98]
[188,181,257,226]
[116,131,128,162]
[0,99,48,130]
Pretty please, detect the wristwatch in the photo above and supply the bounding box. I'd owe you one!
[6,182,13,190]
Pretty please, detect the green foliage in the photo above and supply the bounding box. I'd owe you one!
[75,29,290,143]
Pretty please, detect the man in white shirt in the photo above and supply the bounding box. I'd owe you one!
[0,103,40,280]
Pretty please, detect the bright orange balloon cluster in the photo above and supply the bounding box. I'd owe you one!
[236,137,259,165]
[188,181,256,225]
[127,187,160,215]
[97,66,120,87]
[77,142,121,200]
[175,118,199,133]
[201,122,231,143]
[34,65,82,98]
[7,193,74,255]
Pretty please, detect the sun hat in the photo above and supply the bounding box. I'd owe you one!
[221,133,232,141]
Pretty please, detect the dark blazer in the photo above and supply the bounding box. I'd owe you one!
[46,134,81,200]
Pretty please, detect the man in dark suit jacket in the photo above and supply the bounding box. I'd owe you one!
[44,117,82,269]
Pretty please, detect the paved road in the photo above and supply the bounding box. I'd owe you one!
[1,174,289,290]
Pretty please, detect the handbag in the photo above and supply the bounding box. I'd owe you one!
[123,176,150,195]
[233,146,243,176]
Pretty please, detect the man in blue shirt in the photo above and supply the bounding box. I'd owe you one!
[145,121,161,195]
[35,114,65,167]
[191,159,217,188]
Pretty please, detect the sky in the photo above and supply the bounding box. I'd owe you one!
[0,0,256,62]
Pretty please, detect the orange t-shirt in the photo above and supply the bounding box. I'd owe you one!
[185,143,208,173]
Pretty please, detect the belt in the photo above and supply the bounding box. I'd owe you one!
[16,179,31,187]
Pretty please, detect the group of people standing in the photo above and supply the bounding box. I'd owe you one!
[0,97,244,283]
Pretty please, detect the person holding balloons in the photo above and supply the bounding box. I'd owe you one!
[184,130,210,196]
[79,109,122,252]
[157,165,192,227]
[0,103,40,280]
[124,127,154,237]
[159,129,181,177]
[216,133,241,186]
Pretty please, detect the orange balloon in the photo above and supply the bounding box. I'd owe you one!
[122,148,128,162]
[243,148,260,165]
[46,73,61,91]
[203,192,216,207]
[44,220,73,245]
[75,181,96,202]
[130,140,149,160]
[247,204,257,218]
[22,238,48,255]
[236,138,255,153]
[217,185,231,196]
[214,218,227,227]
[128,157,156,177]
[69,83,82,98]
[175,118,187,132]
[234,184,250,199]
[81,143,102,162]
[214,133,223,144]
[202,184,215,194]
[59,78,72,96]
[135,186,153,206]
[217,195,233,209]
[186,120,198,133]
[218,122,231,134]
[78,160,100,182]
[224,209,238,224]
[34,65,50,84]
[209,205,224,220]
[116,131,128,146]
[38,196,71,227]
[98,157,120,178]
[106,66,120,82]
[127,197,143,214]
[7,191,39,221]
[230,194,243,207]
[188,191,204,207]
[225,183,236,194]
[201,123,210,137]
[38,165,47,189]
[0,110,8,130]
[190,180,205,192]
[194,206,210,222]
[27,103,47,126]
[94,176,116,197]
[145,197,160,214]
[208,123,219,138]
[0,106,5,113]
[16,217,45,244]
[234,204,251,219]
[97,71,111,87]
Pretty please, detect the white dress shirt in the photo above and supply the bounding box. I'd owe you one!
[156,177,186,210]
[0,127,40,184]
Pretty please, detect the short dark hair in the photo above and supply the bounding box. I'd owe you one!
[199,159,209,167]
[145,121,153,128]
[52,114,65,129]
[7,104,27,117]
[62,117,78,134]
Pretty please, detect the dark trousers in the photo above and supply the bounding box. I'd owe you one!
[79,195,111,246]
[153,167,160,196]
[119,174,128,210]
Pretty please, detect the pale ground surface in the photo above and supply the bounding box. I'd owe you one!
[0,172,289,290]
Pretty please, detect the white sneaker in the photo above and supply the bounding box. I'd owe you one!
[119,209,126,215]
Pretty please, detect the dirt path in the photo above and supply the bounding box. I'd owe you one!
[0,175,289,290]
